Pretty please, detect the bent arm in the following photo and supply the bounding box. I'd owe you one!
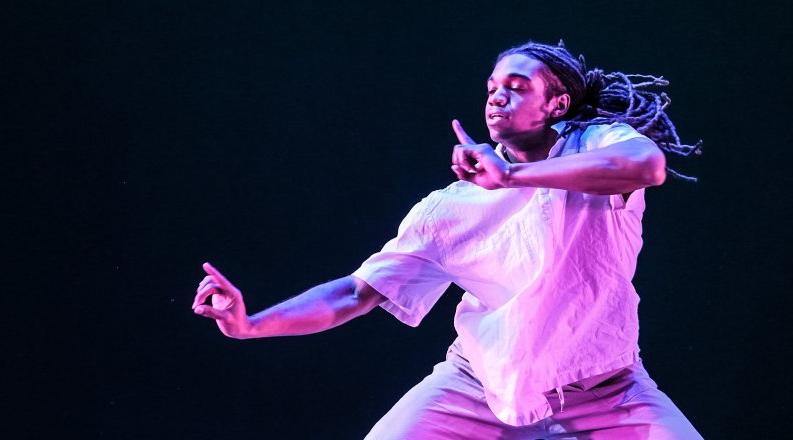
[243,275,386,339]
[504,138,667,194]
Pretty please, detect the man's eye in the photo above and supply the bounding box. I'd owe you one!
[487,88,496,95]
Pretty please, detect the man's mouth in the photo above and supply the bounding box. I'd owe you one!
[488,112,508,121]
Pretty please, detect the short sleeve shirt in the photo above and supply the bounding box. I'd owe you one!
[353,121,653,426]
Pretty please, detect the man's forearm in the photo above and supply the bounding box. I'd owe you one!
[242,276,382,339]
[504,139,667,194]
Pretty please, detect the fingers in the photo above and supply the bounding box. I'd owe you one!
[452,119,476,145]
[198,275,213,290]
[194,262,240,311]
[194,304,232,321]
[203,262,234,291]
[193,263,241,322]
[192,282,221,309]
[452,145,480,173]
[451,165,473,182]
[450,120,483,174]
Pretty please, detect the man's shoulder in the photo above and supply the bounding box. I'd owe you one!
[434,180,482,197]
[583,121,640,135]
[575,122,649,151]
[413,180,509,224]
[396,183,475,232]
[399,181,487,224]
[424,180,486,208]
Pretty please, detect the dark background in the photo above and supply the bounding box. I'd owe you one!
[5,0,792,438]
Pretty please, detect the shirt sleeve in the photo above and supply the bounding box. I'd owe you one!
[352,195,451,327]
[583,121,651,150]
[581,122,652,212]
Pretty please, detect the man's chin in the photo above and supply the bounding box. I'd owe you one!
[488,128,513,144]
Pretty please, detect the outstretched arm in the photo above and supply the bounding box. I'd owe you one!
[192,262,386,339]
[450,119,666,194]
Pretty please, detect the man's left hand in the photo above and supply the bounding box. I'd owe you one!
[451,119,510,190]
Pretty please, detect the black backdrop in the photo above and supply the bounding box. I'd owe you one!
[6,0,792,438]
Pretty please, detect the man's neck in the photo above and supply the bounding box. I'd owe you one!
[502,126,560,163]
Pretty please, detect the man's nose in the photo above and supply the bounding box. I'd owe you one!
[488,87,508,106]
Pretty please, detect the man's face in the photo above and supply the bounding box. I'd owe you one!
[485,54,559,144]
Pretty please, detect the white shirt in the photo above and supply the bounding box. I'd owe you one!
[353,121,652,426]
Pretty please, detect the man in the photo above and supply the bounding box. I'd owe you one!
[193,41,702,438]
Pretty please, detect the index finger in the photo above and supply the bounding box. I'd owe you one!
[203,262,233,289]
[452,119,476,145]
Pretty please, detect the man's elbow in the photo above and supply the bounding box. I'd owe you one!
[627,141,666,187]
[350,275,387,316]
[641,148,667,187]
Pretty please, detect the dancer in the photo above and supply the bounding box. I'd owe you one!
[193,40,702,438]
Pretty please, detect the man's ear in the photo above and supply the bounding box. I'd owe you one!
[552,93,571,118]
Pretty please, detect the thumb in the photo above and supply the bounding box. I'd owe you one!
[452,119,476,145]
[194,305,232,321]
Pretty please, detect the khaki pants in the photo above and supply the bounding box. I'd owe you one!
[365,340,702,439]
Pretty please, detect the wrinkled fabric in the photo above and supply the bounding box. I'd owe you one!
[364,339,703,439]
[354,122,655,426]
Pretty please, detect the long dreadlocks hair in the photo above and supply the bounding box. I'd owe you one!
[498,40,702,181]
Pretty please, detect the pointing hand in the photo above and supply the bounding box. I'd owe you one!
[450,119,510,189]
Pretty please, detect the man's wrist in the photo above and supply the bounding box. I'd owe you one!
[243,313,271,338]
[501,164,514,188]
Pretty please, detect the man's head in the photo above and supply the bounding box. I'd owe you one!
[485,53,569,145]
[485,41,594,145]
[483,40,700,181]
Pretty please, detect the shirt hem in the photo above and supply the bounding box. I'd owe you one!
[486,349,642,427]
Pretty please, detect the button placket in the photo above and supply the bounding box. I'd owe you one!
[538,189,552,222]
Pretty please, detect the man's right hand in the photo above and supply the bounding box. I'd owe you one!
[192,262,251,339]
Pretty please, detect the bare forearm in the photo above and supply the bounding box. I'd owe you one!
[504,140,667,194]
[243,276,383,338]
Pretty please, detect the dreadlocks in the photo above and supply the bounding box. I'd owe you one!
[498,40,702,182]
